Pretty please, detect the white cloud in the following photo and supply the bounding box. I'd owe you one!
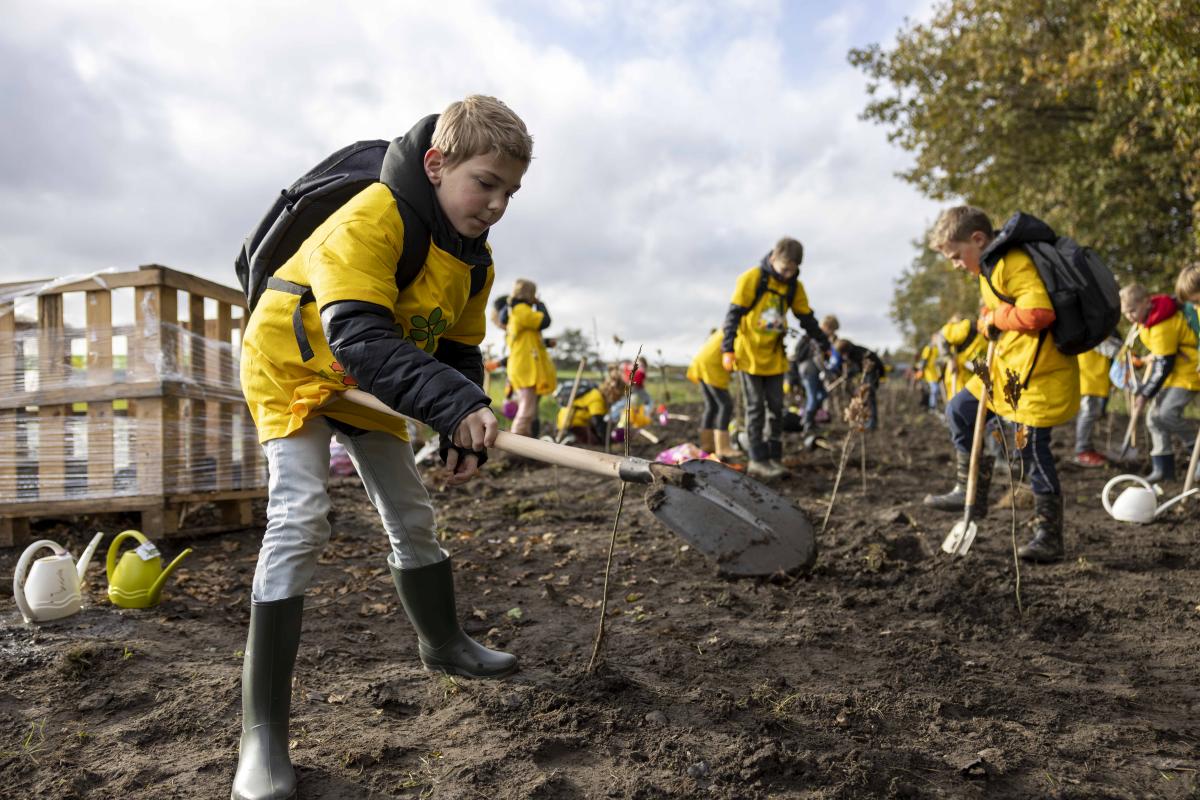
[0,0,939,363]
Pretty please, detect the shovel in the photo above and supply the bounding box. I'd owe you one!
[339,388,816,577]
[942,340,996,556]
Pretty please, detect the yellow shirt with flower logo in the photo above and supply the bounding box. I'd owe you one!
[729,267,812,377]
[966,248,1079,427]
[687,330,731,389]
[240,182,494,443]
[505,302,555,394]
[1138,311,1200,391]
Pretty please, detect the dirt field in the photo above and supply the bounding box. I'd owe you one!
[2,384,1198,799]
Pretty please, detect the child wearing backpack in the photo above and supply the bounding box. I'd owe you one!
[924,207,1080,563]
[232,95,532,800]
[556,368,624,444]
[1120,283,1200,483]
[687,329,737,458]
[504,279,554,437]
[722,236,829,480]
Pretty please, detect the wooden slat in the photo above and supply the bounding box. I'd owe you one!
[37,404,67,501]
[38,294,65,392]
[86,290,113,385]
[87,401,115,497]
[133,397,164,497]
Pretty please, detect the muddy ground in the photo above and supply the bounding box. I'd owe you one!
[2,383,1198,799]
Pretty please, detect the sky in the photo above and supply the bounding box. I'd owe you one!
[0,0,942,363]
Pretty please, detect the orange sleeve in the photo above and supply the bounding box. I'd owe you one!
[992,302,1055,333]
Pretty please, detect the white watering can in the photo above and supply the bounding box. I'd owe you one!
[12,533,104,623]
[1102,475,1198,524]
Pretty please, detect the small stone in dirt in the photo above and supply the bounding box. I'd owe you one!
[644,710,668,727]
[77,691,112,711]
[686,760,710,778]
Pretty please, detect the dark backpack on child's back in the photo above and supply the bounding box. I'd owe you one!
[980,212,1120,357]
[234,140,431,314]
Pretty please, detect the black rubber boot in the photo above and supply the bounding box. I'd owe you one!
[923,452,994,518]
[232,596,303,800]
[1018,493,1064,563]
[390,556,518,678]
[1144,454,1175,483]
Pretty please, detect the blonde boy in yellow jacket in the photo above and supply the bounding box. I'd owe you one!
[924,207,1080,563]
[233,97,531,800]
[504,279,555,437]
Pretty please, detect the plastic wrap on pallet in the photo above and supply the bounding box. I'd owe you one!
[0,269,267,509]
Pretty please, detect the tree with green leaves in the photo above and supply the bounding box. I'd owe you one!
[850,0,1199,308]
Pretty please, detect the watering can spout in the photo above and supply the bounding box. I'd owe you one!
[76,532,104,582]
[148,548,193,604]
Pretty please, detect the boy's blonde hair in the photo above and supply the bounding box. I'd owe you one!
[929,206,994,251]
[1120,283,1149,313]
[511,278,537,302]
[432,94,533,168]
[1175,262,1200,302]
[772,237,804,265]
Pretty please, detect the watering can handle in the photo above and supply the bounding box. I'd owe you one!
[106,530,150,581]
[12,540,67,624]
[1102,474,1153,516]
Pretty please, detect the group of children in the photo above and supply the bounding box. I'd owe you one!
[227,90,1199,800]
[916,208,1200,565]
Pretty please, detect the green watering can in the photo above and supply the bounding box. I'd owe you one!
[106,530,192,609]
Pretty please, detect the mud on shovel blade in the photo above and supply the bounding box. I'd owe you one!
[647,459,816,577]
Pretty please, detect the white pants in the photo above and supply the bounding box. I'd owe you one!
[253,418,446,602]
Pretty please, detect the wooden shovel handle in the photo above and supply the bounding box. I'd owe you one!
[963,340,997,509]
[340,388,655,484]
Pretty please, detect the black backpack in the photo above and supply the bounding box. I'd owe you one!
[235,140,431,313]
[981,212,1120,357]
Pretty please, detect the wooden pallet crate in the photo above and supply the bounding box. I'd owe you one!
[0,265,267,546]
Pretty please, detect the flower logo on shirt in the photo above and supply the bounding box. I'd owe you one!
[406,307,449,353]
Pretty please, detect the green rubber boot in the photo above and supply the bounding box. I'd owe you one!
[231,596,302,800]
[390,555,518,678]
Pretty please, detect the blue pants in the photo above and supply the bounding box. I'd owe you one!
[946,388,1060,495]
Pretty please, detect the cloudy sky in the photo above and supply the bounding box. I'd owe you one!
[1,0,941,362]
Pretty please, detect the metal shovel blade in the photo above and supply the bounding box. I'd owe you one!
[941,517,977,556]
[645,459,817,577]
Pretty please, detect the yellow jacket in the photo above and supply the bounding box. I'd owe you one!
[940,318,986,397]
[967,248,1080,427]
[505,302,555,394]
[1138,311,1200,391]
[919,345,942,383]
[727,267,812,376]
[1077,348,1112,397]
[687,330,731,389]
[556,387,608,430]
[240,182,493,443]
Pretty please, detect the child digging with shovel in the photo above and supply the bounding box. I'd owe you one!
[923,206,1080,563]
[232,95,532,800]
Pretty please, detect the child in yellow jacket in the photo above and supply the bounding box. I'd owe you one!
[1072,335,1120,467]
[504,279,555,437]
[721,236,829,479]
[233,96,531,799]
[687,330,736,458]
[1120,283,1200,483]
[924,207,1080,563]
